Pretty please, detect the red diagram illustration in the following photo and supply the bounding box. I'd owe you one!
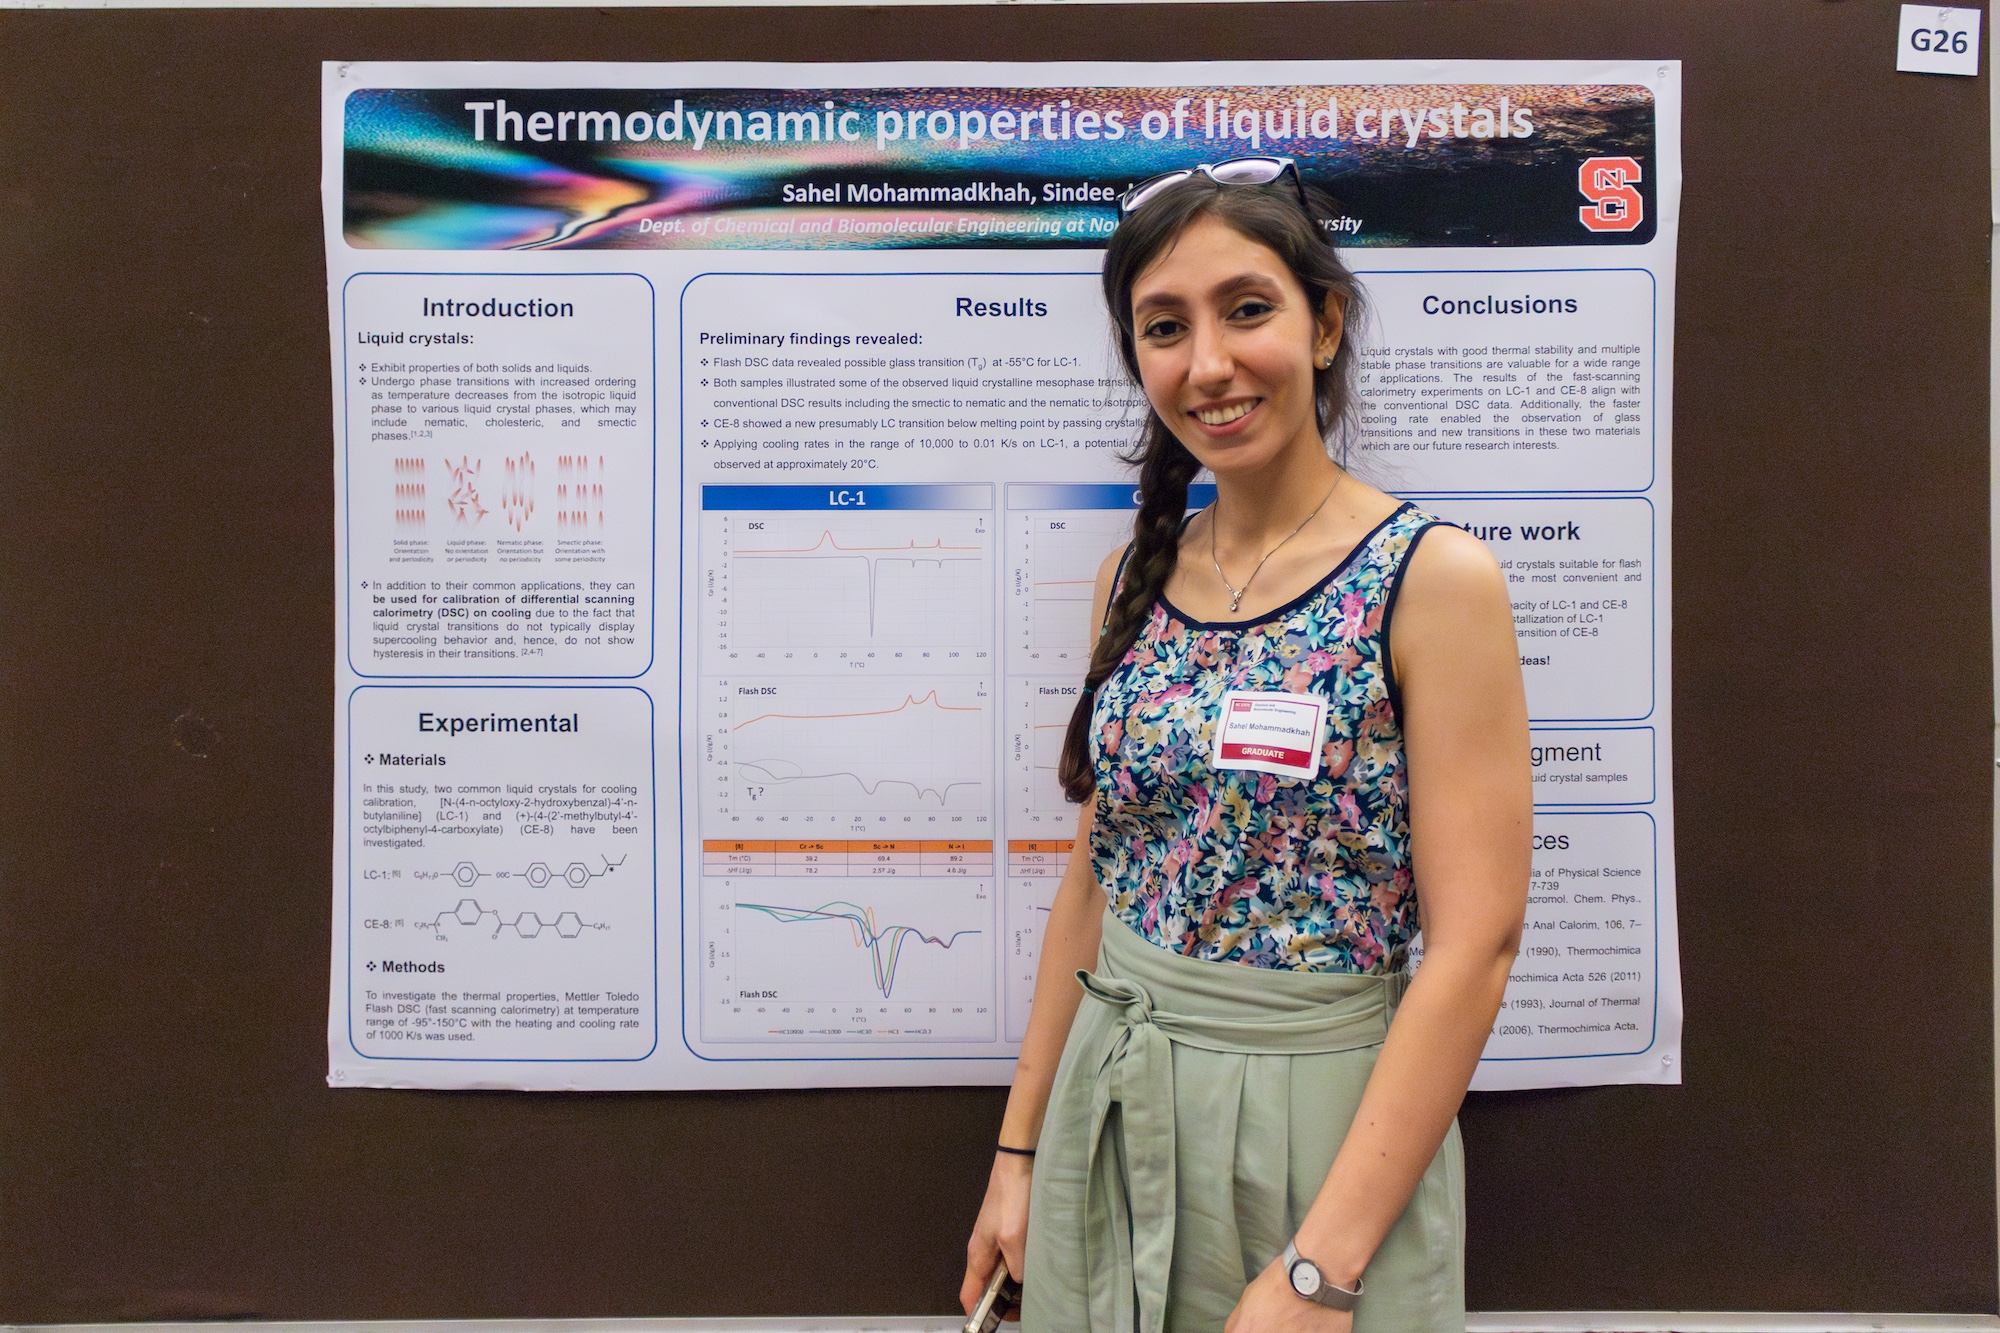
[393,457,426,528]
[500,452,534,531]
[397,451,604,530]
[558,453,605,529]
[443,455,488,523]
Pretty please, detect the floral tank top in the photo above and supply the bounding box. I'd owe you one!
[1089,502,1441,974]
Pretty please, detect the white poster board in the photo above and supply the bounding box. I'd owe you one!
[324,59,1682,1091]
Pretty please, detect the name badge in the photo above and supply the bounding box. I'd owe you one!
[1211,690,1327,781]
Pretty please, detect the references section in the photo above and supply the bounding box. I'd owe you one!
[1490,813,1659,1060]
[1410,813,1659,1062]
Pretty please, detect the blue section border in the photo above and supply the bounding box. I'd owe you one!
[1353,267,1659,496]
[343,683,660,1063]
[1530,725,1657,807]
[1005,482,1219,511]
[701,483,992,511]
[1481,809,1659,1063]
[342,271,659,681]
[1410,492,1656,723]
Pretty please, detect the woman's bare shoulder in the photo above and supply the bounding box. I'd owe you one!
[1405,521,1506,594]
[1392,520,1515,658]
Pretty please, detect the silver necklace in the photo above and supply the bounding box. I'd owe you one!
[1209,473,1343,614]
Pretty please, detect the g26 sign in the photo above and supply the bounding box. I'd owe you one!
[1910,23,1972,53]
[1896,6,1981,76]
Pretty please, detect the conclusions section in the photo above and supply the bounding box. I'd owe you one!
[1355,268,1656,493]
[344,272,655,677]
[346,686,656,1061]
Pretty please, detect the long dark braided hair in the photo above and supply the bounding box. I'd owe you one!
[1055,177,1368,803]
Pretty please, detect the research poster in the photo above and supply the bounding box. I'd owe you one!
[324,60,1682,1092]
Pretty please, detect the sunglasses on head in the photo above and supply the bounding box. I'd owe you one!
[1117,156,1312,217]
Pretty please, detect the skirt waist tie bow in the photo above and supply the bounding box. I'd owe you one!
[1074,941,1403,1333]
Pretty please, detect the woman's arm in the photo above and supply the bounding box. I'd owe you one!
[959,549,1121,1314]
[956,800,1102,1313]
[1229,525,1531,1331]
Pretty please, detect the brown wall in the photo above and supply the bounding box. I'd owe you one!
[0,0,1992,1319]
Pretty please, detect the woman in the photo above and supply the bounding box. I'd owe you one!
[960,161,1531,1333]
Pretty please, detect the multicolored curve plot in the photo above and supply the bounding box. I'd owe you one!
[736,899,979,998]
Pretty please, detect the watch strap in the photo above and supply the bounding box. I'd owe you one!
[1281,1240,1363,1311]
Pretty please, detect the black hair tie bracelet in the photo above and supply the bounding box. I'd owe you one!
[996,1144,1037,1157]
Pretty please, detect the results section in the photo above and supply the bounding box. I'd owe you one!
[679,270,1140,483]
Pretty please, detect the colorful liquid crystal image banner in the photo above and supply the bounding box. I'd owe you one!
[343,84,1656,251]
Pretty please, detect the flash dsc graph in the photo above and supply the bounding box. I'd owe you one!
[699,877,997,1043]
[735,899,978,998]
[705,677,993,822]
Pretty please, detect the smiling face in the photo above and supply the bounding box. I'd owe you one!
[1128,213,1345,480]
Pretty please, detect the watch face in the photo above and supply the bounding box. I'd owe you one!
[1289,1261,1321,1297]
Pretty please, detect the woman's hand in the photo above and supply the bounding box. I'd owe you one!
[960,1151,1034,1317]
[1223,1260,1353,1333]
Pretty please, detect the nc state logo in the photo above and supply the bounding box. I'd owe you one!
[1578,157,1644,233]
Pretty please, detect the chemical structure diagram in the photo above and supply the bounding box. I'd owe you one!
[414,900,608,942]
[412,854,625,891]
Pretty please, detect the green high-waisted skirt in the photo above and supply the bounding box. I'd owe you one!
[1021,910,1465,1333]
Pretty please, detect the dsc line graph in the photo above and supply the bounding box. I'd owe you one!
[711,511,992,653]
[735,899,979,999]
[701,877,998,1040]
[1009,678,1080,823]
[706,677,993,820]
[1004,876,1061,1042]
[1011,510,1132,661]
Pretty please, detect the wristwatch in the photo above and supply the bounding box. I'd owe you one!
[1281,1240,1363,1311]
